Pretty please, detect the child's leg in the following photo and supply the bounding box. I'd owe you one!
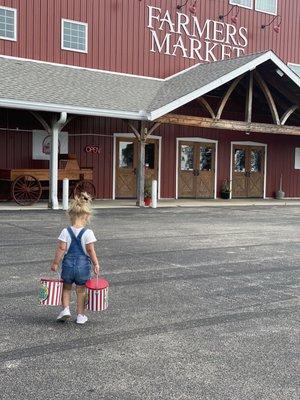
[76,285,86,315]
[62,283,72,308]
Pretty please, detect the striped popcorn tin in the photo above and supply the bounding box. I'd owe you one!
[38,277,63,306]
[85,278,109,312]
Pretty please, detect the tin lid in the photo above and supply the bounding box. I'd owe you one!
[86,278,109,290]
[41,278,63,283]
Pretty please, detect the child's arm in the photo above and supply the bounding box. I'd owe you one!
[51,240,67,272]
[86,243,100,275]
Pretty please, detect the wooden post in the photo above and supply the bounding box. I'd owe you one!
[127,120,161,207]
[245,71,253,124]
[136,122,147,207]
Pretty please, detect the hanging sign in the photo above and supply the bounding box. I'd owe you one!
[32,130,68,160]
[85,145,101,154]
[147,5,248,62]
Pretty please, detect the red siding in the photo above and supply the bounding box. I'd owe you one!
[0,0,299,78]
[0,1,299,200]
[159,125,300,198]
[0,110,299,199]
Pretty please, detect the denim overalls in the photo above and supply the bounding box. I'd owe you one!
[61,227,91,286]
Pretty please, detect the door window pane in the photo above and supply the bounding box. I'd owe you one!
[199,147,213,171]
[180,145,194,171]
[250,150,261,172]
[145,143,155,169]
[119,142,133,168]
[234,149,245,172]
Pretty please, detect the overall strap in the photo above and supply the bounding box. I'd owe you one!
[67,226,86,255]
[77,227,87,241]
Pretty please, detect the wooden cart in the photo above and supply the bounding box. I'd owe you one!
[0,154,95,206]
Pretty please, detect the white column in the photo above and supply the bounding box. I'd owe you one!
[50,125,59,209]
[151,180,157,208]
[62,178,69,210]
[49,112,67,209]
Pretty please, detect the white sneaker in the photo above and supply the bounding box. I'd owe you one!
[56,308,71,322]
[76,314,88,324]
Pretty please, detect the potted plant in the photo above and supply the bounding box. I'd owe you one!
[144,180,152,206]
[220,179,231,199]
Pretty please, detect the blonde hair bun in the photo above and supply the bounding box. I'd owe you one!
[68,191,92,224]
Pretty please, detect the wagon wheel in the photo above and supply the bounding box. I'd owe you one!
[12,175,42,206]
[73,180,96,199]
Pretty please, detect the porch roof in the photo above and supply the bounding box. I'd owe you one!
[0,51,299,121]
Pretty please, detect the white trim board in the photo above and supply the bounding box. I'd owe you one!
[230,141,268,199]
[0,98,144,120]
[112,133,162,200]
[176,137,218,200]
[0,54,163,81]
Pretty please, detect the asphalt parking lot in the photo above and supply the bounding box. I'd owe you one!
[0,205,299,400]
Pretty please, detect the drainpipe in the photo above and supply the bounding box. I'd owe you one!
[49,112,67,209]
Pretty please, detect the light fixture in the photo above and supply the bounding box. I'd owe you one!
[219,5,240,24]
[276,68,284,77]
[261,15,282,33]
[177,0,198,14]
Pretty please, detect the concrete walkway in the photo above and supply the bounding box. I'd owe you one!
[0,198,299,210]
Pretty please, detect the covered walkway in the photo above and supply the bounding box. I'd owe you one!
[0,198,299,211]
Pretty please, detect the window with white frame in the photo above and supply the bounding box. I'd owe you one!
[255,0,277,15]
[229,0,253,9]
[295,148,300,169]
[0,6,17,41]
[288,63,300,77]
[61,19,88,53]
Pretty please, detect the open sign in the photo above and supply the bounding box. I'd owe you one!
[85,145,100,154]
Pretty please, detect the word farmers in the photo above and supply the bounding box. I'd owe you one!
[147,6,248,62]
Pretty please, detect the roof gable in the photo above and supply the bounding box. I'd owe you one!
[0,51,298,121]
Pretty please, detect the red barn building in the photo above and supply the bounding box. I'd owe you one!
[0,0,299,207]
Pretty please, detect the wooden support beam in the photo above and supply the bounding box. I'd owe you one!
[127,122,140,140]
[216,75,244,120]
[197,97,216,119]
[157,113,300,136]
[146,122,161,138]
[280,105,298,125]
[29,111,51,134]
[245,71,253,123]
[254,71,280,125]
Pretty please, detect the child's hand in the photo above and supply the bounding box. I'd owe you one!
[51,263,59,272]
[93,264,100,275]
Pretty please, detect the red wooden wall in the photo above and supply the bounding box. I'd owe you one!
[0,0,299,78]
[0,109,299,198]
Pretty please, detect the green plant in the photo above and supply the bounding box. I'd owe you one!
[144,180,152,199]
[220,179,231,199]
[221,179,231,193]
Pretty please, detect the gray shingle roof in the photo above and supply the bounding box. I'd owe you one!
[0,51,298,120]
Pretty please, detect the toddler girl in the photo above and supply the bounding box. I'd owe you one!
[51,192,100,324]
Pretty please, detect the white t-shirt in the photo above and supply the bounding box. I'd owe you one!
[58,227,97,255]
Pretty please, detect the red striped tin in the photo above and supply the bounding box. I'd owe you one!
[39,278,63,306]
[85,278,109,311]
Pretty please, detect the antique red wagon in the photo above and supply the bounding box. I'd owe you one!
[0,154,95,206]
